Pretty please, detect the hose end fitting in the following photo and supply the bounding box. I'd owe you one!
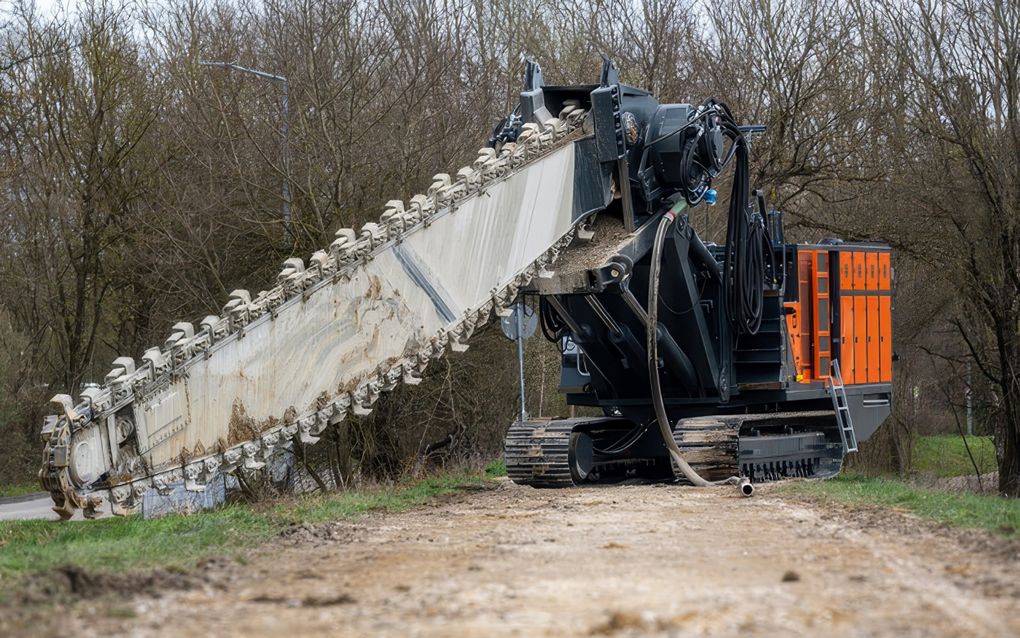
[738,477,754,498]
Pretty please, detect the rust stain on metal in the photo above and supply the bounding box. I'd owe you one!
[106,473,134,486]
[338,378,360,395]
[229,401,284,446]
[315,391,332,411]
[228,402,259,446]
[365,274,382,299]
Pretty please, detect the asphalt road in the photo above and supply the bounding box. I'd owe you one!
[0,493,109,521]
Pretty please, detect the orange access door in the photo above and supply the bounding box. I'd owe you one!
[866,253,880,383]
[878,252,892,382]
[838,251,855,383]
[852,252,868,384]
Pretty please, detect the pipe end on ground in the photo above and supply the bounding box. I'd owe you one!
[739,478,754,497]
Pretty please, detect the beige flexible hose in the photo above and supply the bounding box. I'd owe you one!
[646,211,751,496]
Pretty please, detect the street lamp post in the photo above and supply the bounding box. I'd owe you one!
[199,61,291,247]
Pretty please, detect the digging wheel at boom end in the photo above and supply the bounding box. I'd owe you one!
[505,420,593,488]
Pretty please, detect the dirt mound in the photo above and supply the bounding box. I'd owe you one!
[18,564,201,604]
[278,521,360,546]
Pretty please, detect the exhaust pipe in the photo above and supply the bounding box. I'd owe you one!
[738,478,754,497]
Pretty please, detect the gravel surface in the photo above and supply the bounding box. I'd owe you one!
[7,479,1020,637]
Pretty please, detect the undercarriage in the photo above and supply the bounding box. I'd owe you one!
[505,411,846,488]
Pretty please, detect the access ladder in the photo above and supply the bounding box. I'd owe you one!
[828,359,858,453]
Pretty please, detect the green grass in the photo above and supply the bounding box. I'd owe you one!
[484,458,507,477]
[0,470,491,580]
[0,484,41,499]
[783,474,1020,537]
[912,435,997,478]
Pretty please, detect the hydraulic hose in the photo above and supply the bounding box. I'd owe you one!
[647,211,751,496]
[719,107,768,337]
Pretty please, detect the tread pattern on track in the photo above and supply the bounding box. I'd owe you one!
[505,420,577,488]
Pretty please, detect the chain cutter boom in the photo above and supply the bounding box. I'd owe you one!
[40,82,599,518]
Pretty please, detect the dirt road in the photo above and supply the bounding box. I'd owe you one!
[20,480,1020,637]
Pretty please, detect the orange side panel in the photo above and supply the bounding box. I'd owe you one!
[840,295,855,383]
[878,252,891,291]
[852,252,866,292]
[867,295,880,383]
[879,295,892,382]
[839,250,853,291]
[854,296,868,384]
[851,252,867,383]
[866,253,879,291]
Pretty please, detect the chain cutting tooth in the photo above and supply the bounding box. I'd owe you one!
[184,462,206,492]
[314,407,333,430]
[279,257,305,281]
[279,424,298,449]
[165,322,195,349]
[402,361,424,385]
[242,442,264,470]
[449,322,471,352]
[360,222,387,247]
[298,415,320,444]
[221,447,243,473]
[261,430,281,461]
[428,173,452,206]
[142,347,169,376]
[204,456,221,477]
[381,365,402,391]
[331,228,358,264]
[152,470,178,495]
[110,484,135,516]
[381,200,407,236]
[351,378,381,416]
[455,166,479,195]
[80,385,111,413]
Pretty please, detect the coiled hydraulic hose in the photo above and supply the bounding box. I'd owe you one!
[647,211,752,497]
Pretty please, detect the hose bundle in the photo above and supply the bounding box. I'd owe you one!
[651,98,768,336]
[715,104,767,336]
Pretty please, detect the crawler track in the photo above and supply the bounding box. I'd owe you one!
[507,411,846,489]
[675,411,845,484]
[504,420,579,488]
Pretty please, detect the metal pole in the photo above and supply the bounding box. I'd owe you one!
[516,301,527,423]
[199,61,291,247]
[280,78,291,246]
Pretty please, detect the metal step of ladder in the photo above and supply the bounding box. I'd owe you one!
[828,359,858,453]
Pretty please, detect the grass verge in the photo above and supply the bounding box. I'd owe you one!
[0,484,41,499]
[0,470,491,581]
[484,458,507,478]
[912,435,996,478]
[782,474,1020,537]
